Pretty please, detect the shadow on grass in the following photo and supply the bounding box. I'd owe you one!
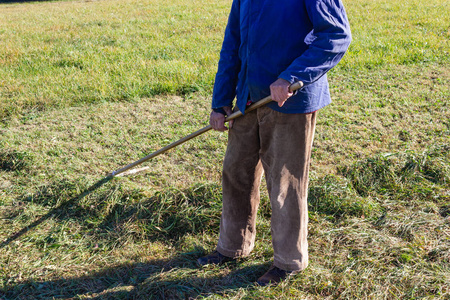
[0,179,265,298]
[1,251,266,299]
[1,177,223,252]
[0,150,30,172]
[0,176,113,249]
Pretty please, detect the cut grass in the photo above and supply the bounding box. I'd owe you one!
[0,150,30,172]
[0,0,449,299]
[340,145,450,199]
[1,67,449,298]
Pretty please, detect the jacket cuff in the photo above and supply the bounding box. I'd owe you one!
[212,107,227,115]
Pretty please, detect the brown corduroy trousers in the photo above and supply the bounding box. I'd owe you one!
[216,106,317,271]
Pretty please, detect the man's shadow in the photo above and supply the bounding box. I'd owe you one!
[1,251,268,299]
[1,174,223,249]
[0,177,268,299]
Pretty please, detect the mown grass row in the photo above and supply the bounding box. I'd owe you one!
[4,144,447,241]
[1,145,448,298]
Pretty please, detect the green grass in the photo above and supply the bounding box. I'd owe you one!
[0,0,228,119]
[1,0,449,299]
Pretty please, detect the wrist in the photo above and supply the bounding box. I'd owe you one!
[212,107,227,115]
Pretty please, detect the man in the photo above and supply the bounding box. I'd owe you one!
[198,0,351,286]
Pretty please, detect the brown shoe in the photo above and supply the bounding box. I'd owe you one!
[197,250,234,266]
[256,265,297,286]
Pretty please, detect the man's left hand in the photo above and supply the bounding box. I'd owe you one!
[270,78,293,107]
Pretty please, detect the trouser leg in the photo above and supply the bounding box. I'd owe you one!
[259,107,317,271]
[217,110,263,258]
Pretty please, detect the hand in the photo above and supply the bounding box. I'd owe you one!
[270,78,293,107]
[210,106,233,131]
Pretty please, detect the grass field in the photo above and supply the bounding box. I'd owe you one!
[0,0,449,299]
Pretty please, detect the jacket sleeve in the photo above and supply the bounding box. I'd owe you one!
[278,0,352,86]
[211,0,241,109]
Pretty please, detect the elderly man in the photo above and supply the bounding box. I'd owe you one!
[198,0,352,286]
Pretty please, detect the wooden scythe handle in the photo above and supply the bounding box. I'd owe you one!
[109,81,303,177]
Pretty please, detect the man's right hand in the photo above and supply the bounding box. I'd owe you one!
[210,106,233,131]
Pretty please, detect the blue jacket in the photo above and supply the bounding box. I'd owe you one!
[212,0,352,114]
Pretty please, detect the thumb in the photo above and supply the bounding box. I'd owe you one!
[223,106,233,115]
